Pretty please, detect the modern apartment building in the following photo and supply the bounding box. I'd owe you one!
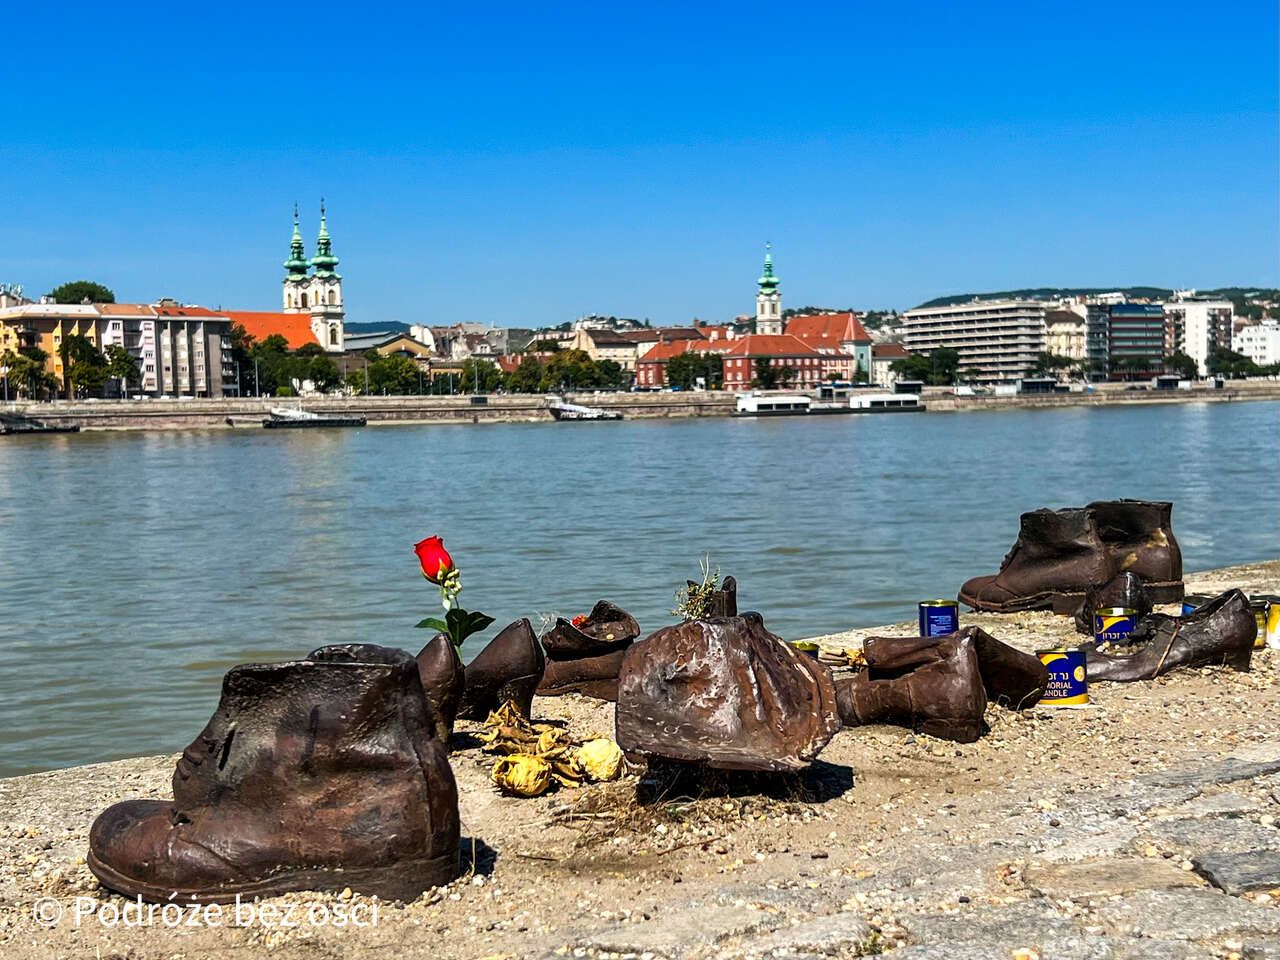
[1162,296,1233,376]
[0,301,234,397]
[901,299,1046,381]
[1233,320,1280,367]
[1105,304,1166,378]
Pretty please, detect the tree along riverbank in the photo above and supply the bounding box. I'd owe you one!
[3,379,1279,431]
[2,561,1277,958]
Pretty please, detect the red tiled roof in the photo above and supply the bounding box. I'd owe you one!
[696,325,733,340]
[638,338,734,363]
[152,305,222,318]
[722,334,821,358]
[785,312,870,343]
[793,332,845,354]
[872,343,910,359]
[221,311,321,349]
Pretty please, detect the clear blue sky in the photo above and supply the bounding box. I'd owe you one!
[3,1,1276,327]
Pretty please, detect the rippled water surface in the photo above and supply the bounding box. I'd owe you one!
[1,400,1277,776]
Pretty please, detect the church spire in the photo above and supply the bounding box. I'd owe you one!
[757,242,780,294]
[283,203,309,279]
[754,242,783,335]
[309,198,341,279]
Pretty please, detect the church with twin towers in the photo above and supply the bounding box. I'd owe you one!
[281,202,345,350]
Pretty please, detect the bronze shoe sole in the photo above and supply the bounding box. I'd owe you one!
[957,588,1085,615]
[87,847,460,904]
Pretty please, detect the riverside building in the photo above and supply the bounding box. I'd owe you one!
[1043,310,1088,365]
[1233,320,1280,367]
[784,312,873,382]
[901,299,1046,381]
[1104,303,1166,378]
[0,300,234,397]
[1162,294,1233,376]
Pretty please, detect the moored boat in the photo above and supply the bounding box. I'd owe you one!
[0,414,80,435]
[262,406,366,428]
[548,399,623,421]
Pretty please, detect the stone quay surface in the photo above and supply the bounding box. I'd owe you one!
[1,560,1277,959]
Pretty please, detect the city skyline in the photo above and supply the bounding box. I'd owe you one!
[2,0,1276,327]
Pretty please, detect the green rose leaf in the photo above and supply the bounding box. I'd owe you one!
[443,608,495,647]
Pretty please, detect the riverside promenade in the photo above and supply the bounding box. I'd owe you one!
[4,379,1279,431]
[2,561,1278,959]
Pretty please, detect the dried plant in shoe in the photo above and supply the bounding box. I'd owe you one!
[673,556,722,621]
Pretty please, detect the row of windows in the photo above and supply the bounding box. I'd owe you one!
[287,290,340,309]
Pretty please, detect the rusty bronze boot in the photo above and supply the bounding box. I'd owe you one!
[615,613,840,772]
[835,630,988,743]
[1086,589,1255,682]
[415,632,466,742]
[87,644,461,903]
[456,618,545,720]
[1087,499,1184,605]
[958,507,1116,614]
[859,627,1048,710]
[537,600,640,701]
[1073,571,1153,634]
[687,575,737,617]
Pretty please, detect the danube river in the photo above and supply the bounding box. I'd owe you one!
[1,400,1277,776]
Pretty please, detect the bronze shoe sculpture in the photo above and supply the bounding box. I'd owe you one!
[615,613,840,772]
[1088,499,1184,604]
[457,618,545,720]
[958,506,1116,613]
[1086,588,1255,682]
[538,600,639,701]
[415,632,466,742]
[1073,571,1152,634]
[835,630,988,743]
[860,627,1048,710]
[690,574,738,617]
[87,644,460,903]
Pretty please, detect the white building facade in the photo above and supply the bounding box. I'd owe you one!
[901,299,1047,381]
[1162,296,1233,376]
[1233,321,1280,367]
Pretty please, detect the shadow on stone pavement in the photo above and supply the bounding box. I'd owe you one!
[636,758,854,806]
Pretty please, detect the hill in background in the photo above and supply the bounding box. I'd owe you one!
[345,321,412,334]
[916,287,1278,313]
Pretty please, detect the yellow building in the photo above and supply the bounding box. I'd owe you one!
[566,327,641,370]
[0,303,102,385]
[0,301,233,398]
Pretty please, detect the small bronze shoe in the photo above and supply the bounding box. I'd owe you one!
[456,619,546,720]
[1086,589,1255,682]
[835,630,989,743]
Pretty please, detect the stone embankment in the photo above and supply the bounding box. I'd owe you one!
[0,392,734,430]
[3,379,1278,431]
[923,378,1280,413]
[1,561,1278,959]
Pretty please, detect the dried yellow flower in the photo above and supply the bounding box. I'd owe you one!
[492,754,552,797]
[573,738,625,781]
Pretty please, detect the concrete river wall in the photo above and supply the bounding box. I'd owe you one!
[3,379,1278,431]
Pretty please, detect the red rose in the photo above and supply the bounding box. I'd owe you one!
[414,536,454,583]
[571,614,588,628]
